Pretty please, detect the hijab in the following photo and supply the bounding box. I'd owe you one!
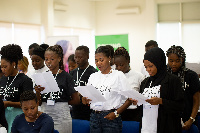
[144,47,167,87]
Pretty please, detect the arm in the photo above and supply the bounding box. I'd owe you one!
[183,91,199,130]
[39,115,54,133]
[35,85,45,106]
[104,99,132,120]
[3,101,21,108]
[68,92,80,105]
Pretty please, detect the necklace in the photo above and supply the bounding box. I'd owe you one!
[76,65,90,86]
[54,69,60,80]
[5,71,19,90]
[27,113,39,127]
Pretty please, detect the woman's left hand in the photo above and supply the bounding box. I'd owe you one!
[182,119,193,130]
[104,112,116,120]
[146,97,162,105]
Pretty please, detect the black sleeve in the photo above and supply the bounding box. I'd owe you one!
[66,74,76,96]
[186,70,199,95]
[162,75,184,114]
[0,99,8,130]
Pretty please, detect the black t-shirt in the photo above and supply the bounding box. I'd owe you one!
[70,65,97,120]
[41,70,76,102]
[182,69,200,122]
[70,65,98,87]
[0,73,33,102]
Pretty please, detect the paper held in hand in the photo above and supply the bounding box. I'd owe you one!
[119,89,148,106]
[32,71,60,94]
[75,85,106,103]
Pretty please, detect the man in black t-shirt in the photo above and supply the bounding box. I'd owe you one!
[70,46,97,120]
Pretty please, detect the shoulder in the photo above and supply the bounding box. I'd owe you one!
[127,70,144,78]
[70,68,78,75]
[13,113,25,122]
[17,73,33,83]
[185,69,199,78]
[88,65,98,72]
[39,113,53,121]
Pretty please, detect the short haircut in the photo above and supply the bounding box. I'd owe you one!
[40,43,49,51]
[76,46,89,55]
[145,40,158,48]
[106,45,114,58]
[68,54,75,62]
[29,43,39,50]
[114,47,130,61]
[95,46,111,58]
[20,90,37,104]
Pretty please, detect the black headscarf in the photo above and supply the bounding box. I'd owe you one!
[144,47,167,87]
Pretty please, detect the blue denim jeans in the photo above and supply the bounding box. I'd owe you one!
[90,111,122,133]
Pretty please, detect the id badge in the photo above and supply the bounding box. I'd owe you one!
[47,99,55,106]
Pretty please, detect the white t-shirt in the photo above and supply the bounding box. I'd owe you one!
[87,70,132,111]
[125,69,145,92]
[123,70,145,109]
[141,85,161,133]
[27,65,49,87]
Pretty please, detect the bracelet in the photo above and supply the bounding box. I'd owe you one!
[190,117,195,122]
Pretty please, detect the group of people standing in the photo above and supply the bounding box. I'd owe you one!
[0,40,199,133]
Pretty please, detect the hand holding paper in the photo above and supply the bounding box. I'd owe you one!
[75,85,106,103]
[32,71,60,94]
[119,89,148,106]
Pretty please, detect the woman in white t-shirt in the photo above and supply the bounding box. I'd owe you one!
[82,46,132,133]
[114,47,145,121]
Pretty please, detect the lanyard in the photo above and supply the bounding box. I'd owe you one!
[76,65,90,86]
[6,71,19,89]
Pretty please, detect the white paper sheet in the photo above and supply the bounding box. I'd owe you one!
[32,71,60,94]
[75,85,106,103]
[119,89,148,105]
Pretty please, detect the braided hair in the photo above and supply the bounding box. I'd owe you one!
[166,45,188,90]
[114,47,130,61]
[46,45,64,70]
[1,44,23,67]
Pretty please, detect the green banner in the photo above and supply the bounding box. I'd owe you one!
[95,34,129,52]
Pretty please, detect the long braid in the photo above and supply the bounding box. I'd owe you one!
[46,45,64,70]
[114,47,130,61]
[166,45,188,90]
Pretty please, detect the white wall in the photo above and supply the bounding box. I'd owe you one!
[0,0,41,24]
[95,0,157,71]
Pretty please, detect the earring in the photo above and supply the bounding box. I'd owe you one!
[14,66,15,69]
[109,61,110,63]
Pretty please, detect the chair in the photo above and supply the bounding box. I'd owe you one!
[182,124,199,133]
[72,119,90,133]
[122,121,140,133]
[54,129,59,133]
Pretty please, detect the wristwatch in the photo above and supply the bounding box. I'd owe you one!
[190,117,195,122]
[114,110,119,118]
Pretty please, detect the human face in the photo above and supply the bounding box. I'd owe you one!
[168,53,183,72]
[63,43,74,65]
[68,61,78,71]
[74,50,88,68]
[114,56,129,73]
[1,59,16,77]
[31,55,45,70]
[44,51,61,73]
[17,61,25,71]
[21,100,38,122]
[143,60,157,76]
[95,53,111,74]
